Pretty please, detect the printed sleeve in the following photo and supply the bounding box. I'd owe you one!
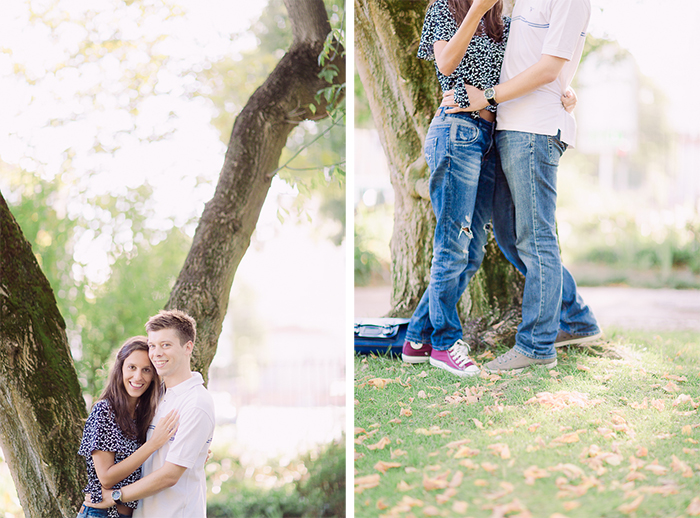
[452,81,471,109]
[165,406,214,469]
[417,0,456,61]
[78,401,118,456]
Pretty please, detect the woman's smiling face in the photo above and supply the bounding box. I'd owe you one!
[122,349,155,401]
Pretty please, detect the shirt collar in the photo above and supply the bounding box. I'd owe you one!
[165,371,204,396]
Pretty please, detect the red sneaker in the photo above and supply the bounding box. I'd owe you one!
[429,340,480,377]
[401,340,432,363]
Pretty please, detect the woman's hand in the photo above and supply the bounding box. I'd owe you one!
[440,88,483,113]
[471,0,500,13]
[149,410,180,450]
[561,87,577,113]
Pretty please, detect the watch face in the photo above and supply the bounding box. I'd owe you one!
[485,88,495,99]
[112,489,122,501]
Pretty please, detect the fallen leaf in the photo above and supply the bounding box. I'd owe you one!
[415,426,451,436]
[436,410,451,418]
[374,461,402,473]
[662,373,687,382]
[388,418,401,424]
[368,378,392,389]
[563,501,581,511]
[644,460,668,475]
[485,481,515,500]
[391,448,407,459]
[576,364,590,372]
[687,496,700,516]
[452,501,469,513]
[459,459,479,469]
[366,437,390,450]
[473,418,485,429]
[670,454,693,477]
[397,480,414,491]
[423,505,440,516]
[525,391,603,411]
[354,427,366,435]
[445,438,471,449]
[488,443,512,459]
[636,447,648,457]
[617,495,644,514]
[354,474,380,492]
[400,407,413,417]
[683,425,693,435]
[523,465,550,485]
[528,423,541,433]
[550,514,570,518]
[662,381,680,393]
[651,399,665,412]
[473,479,489,486]
[417,370,429,378]
[552,432,580,444]
[449,471,464,488]
[423,473,449,491]
[417,390,429,399]
[548,463,584,479]
[435,487,457,504]
[376,498,388,510]
[481,462,499,474]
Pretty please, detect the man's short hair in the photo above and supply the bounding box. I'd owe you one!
[146,309,197,346]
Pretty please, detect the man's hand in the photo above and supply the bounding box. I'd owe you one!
[441,89,476,114]
[83,491,113,509]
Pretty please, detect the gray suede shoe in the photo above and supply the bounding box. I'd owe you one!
[483,347,557,374]
[554,330,603,348]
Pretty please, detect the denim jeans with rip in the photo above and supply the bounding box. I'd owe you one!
[405,109,497,351]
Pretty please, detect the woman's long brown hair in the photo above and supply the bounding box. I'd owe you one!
[428,0,504,42]
[99,336,161,444]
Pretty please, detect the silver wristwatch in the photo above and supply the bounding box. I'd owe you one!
[484,87,498,107]
[111,489,123,504]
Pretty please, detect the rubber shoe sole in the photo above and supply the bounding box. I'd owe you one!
[430,356,480,377]
[484,348,557,374]
[554,330,603,348]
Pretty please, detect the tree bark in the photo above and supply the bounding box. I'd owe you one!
[0,193,88,517]
[166,0,345,383]
[355,0,522,344]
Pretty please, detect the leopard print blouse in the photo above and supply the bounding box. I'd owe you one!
[418,0,510,117]
[78,399,141,518]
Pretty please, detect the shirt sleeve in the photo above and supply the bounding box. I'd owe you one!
[78,401,118,456]
[165,406,214,469]
[453,80,471,109]
[417,0,456,61]
[542,0,590,60]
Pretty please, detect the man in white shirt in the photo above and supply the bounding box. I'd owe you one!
[446,0,602,372]
[86,309,215,517]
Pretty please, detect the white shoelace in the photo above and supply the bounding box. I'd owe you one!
[449,340,473,367]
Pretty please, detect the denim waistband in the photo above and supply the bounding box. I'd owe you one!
[433,106,495,128]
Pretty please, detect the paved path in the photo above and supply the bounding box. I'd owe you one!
[355,286,700,333]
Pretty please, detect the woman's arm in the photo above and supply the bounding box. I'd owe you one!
[92,410,179,489]
[434,0,500,76]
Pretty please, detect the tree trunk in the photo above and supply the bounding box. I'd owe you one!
[355,0,522,345]
[166,0,345,382]
[0,193,88,517]
[0,0,343,515]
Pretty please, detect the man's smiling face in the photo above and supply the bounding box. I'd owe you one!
[148,328,192,387]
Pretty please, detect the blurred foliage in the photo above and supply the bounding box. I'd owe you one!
[193,0,346,242]
[354,203,392,287]
[1,166,188,398]
[206,436,345,518]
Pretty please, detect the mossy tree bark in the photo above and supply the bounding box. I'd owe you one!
[355,0,522,345]
[0,0,343,515]
[0,193,88,517]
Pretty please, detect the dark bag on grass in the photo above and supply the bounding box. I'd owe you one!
[353,318,409,356]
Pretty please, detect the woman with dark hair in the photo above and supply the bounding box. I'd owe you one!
[401,0,576,376]
[77,336,178,518]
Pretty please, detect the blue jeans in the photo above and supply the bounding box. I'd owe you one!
[493,130,600,359]
[406,109,497,350]
[77,505,131,518]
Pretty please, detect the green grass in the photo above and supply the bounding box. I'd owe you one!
[354,330,700,517]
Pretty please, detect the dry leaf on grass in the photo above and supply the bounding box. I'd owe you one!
[400,407,413,417]
[670,454,693,477]
[417,390,429,399]
[354,473,380,492]
[562,501,581,511]
[523,465,550,485]
[415,426,451,436]
[450,471,464,488]
[368,378,393,389]
[435,487,457,504]
[397,480,414,492]
[423,505,441,516]
[374,460,402,473]
[525,391,603,411]
[423,472,450,491]
[481,462,499,474]
[488,443,512,459]
[366,437,391,450]
[445,438,471,449]
[662,381,680,393]
[452,501,469,513]
[662,373,687,382]
[391,448,407,459]
[643,459,668,475]
[617,495,644,514]
[473,479,489,486]
[687,496,700,516]
[473,418,485,429]
[551,431,582,444]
